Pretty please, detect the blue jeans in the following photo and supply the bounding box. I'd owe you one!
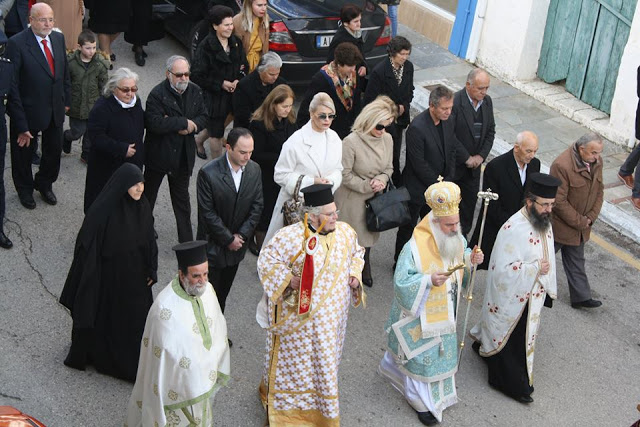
[619,142,640,197]
[388,5,398,37]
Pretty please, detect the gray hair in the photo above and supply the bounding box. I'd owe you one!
[309,92,335,114]
[466,68,488,84]
[575,132,602,148]
[302,205,322,215]
[257,52,282,73]
[104,67,139,96]
[166,55,189,72]
[428,85,453,108]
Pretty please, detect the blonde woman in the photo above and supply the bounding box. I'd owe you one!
[334,96,397,287]
[233,0,269,72]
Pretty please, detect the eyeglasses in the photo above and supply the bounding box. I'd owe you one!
[319,209,340,218]
[117,86,139,93]
[34,18,55,24]
[316,113,337,120]
[533,200,556,209]
[375,123,393,131]
[169,70,191,78]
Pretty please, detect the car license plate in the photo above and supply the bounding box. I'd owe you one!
[316,35,333,48]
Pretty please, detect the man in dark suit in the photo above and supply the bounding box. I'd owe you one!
[196,127,263,323]
[7,2,70,209]
[452,69,495,236]
[394,85,457,260]
[470,131,540,269]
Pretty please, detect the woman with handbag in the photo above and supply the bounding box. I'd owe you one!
[334,96,396,287]
[263,92,343,244]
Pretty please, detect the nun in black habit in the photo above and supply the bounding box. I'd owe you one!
[60,163,158,382]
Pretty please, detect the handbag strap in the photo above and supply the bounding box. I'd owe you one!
[293,174,304,201]
[382,173,396,193]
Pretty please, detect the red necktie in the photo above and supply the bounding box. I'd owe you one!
[41,39,55,77]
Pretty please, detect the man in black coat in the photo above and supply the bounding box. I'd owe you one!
[394,85,458,260]
[196,127,263,317]
[144,55,209,243]
[232,52,286,129]
[452,69,495,236]
[7,3,71,209]
[470,131,540,269]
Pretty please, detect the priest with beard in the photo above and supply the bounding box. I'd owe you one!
[470,172,561,405]
[379,178,484,426]
[126,240,230,427]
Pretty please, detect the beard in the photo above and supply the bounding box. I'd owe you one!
[172,80,189,93]
[430,215,464,264]
[528,204,552,233]
[181,276,206,297]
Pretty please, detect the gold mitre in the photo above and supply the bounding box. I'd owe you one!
[424,177,461,217]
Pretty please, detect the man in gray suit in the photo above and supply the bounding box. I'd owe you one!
[7,2,70,209]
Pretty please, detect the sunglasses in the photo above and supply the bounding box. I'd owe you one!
[375,123,393,131]
[169,70,191,78]
[117,86,139,93]
[316,113,337,120]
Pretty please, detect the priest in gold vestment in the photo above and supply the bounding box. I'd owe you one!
[257,184,365,426]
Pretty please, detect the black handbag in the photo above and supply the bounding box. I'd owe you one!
[365,180,411,232]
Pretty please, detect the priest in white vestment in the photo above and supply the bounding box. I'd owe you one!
[379,179,483,426]
[470,172,561,404]
[257,184,365,427]
[125,241,230,427]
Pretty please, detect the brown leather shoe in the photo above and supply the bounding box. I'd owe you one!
[632,197,640,212]
[618,173,634,189]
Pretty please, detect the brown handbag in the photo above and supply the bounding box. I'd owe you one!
[282,175,305,225]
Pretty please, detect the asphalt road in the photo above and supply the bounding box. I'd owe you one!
[1,33,639,427]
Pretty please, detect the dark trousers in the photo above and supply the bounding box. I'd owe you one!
[456,171,480,237]
[208,263,240,313]
[144,167,193,243]
[64,118,91,159]
[388,123,406,186]
[0,127,6,224]
[554,240,592,303]
[10,118,62,194]
[619,141,640,198]
[394,202,430,260]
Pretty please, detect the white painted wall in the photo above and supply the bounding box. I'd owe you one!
[474,0,550,81]
[609,5,640,148]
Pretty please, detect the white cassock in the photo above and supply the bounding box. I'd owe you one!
[125,278,230,427]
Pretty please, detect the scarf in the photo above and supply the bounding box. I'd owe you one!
[321,62,357,112]
[390,57,404,86]
[114,94,137,109]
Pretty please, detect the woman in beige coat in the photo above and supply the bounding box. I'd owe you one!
[233,0,269,72]
[335,96,396,287]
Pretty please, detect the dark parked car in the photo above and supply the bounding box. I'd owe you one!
[153,0,391,86]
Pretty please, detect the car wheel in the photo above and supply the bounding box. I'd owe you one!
[189,19,211,60]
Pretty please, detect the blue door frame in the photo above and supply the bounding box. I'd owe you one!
[449,0,478,58]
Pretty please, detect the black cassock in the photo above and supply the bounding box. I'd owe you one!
[60,164,158,382]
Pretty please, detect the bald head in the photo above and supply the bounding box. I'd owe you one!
[514,131,539,166]
[29,3,55,38]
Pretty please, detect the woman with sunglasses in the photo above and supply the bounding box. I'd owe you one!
[334,96,396,287]
[264,92,344,244]
[297,42,364,139]
[84,67,145,212]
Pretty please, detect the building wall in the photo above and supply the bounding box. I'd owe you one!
[398,0,454,48]
[610,5,640,147]
[474,0,549,81]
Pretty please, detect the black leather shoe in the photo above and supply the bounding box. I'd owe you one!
[39,189,57,205]
[62,138,72,154]
[571,298,602,309]
[0,231,12,249]
[196,149,207,160]
[135,52,145,66]
[417,411,438,425]
[515,394,534,404]
[362,278,373,288]
[131,46,148,57]
[228,338,233,348]
[472,340,481,355]
[19,193,36,209]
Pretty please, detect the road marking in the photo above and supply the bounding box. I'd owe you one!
[590,233,640,271]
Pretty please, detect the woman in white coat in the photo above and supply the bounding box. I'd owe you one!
[264,92,344,244]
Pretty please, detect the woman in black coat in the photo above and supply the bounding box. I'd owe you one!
[326,4,367,78]
[364,36,414,185]
[191,5,248,159]
[248,84,298,254]
[297,42,363,139]
[84,67,145,213]
[60,163,158,382]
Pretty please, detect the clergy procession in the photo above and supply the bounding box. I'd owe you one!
[3,1,636,426]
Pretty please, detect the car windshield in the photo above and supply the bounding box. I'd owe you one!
[270,0,367,17]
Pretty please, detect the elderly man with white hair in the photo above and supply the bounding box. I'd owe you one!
[143,55,208,243]
[232,51,286,129]
[380,178,483,426]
